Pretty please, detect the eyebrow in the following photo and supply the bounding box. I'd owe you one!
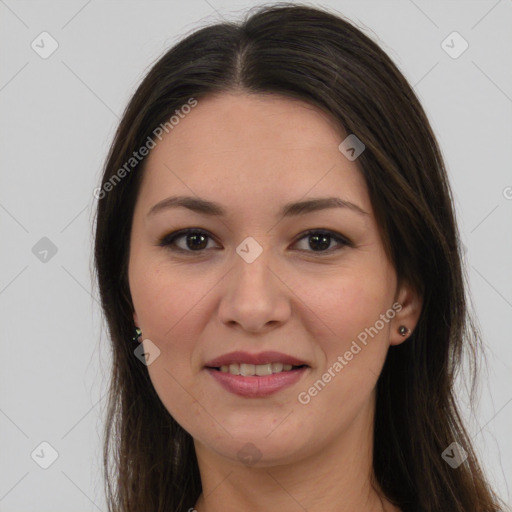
[147,195,368,218]
[147,196,369,217]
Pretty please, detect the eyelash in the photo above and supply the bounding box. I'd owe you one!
[156,228,353,256]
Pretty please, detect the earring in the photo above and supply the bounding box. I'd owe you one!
[133,327,142,342]
[398,325,409,337]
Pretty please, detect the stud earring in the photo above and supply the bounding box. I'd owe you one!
[398,325,409,337]
[133,327,142,342]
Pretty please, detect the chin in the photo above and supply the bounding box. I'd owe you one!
[200,430,308,468]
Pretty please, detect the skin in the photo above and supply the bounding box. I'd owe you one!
[128,92,422,512]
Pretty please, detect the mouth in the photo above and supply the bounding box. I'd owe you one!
[203,351,310,397]
[206,363,309,376]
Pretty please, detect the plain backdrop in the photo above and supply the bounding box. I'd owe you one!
[0,0,511,510]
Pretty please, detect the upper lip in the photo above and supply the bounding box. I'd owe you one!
[204,351,309,368]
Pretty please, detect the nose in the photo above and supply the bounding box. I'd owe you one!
[217,245,292,334]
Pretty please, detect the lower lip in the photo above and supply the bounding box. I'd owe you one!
[205,367,308,398]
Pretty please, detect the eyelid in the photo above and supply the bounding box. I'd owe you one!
[156,228,353,255]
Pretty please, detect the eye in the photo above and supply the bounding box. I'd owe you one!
[156,228,219,253]
[156,228,352,255]
[294,229,352,253]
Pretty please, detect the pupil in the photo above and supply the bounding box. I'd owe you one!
[309,233,330,251]
[187,232,207,250]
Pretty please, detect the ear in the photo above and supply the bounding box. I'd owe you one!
[389,280,423,346]
[133,311,139,327]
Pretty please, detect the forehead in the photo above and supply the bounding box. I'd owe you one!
[148,92,347,161]
[139,92,371,216]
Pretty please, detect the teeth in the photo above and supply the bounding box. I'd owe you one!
[255,363,272,376]
[219,362,298,376]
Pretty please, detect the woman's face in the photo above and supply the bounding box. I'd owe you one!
[128,92,420,467]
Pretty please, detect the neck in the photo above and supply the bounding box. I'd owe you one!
[192,396,400,512]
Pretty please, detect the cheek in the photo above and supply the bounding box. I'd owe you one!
[130,254,212,344]
[129,258,216,432]
[295,268,391,346]
[295,270,393,401]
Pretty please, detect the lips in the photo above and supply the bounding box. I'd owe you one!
[206,366,308,397]
[204,350,309,368]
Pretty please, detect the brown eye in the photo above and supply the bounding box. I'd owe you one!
[294,230,351,253]
[157,229,219,253]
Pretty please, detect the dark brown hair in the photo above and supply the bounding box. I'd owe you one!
[93,3,505,511]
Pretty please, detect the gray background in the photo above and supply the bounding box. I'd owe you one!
[1,0,511,510]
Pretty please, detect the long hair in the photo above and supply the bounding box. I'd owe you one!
[93,3,504,511]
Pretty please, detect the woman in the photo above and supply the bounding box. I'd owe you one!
[93,3,505,511]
